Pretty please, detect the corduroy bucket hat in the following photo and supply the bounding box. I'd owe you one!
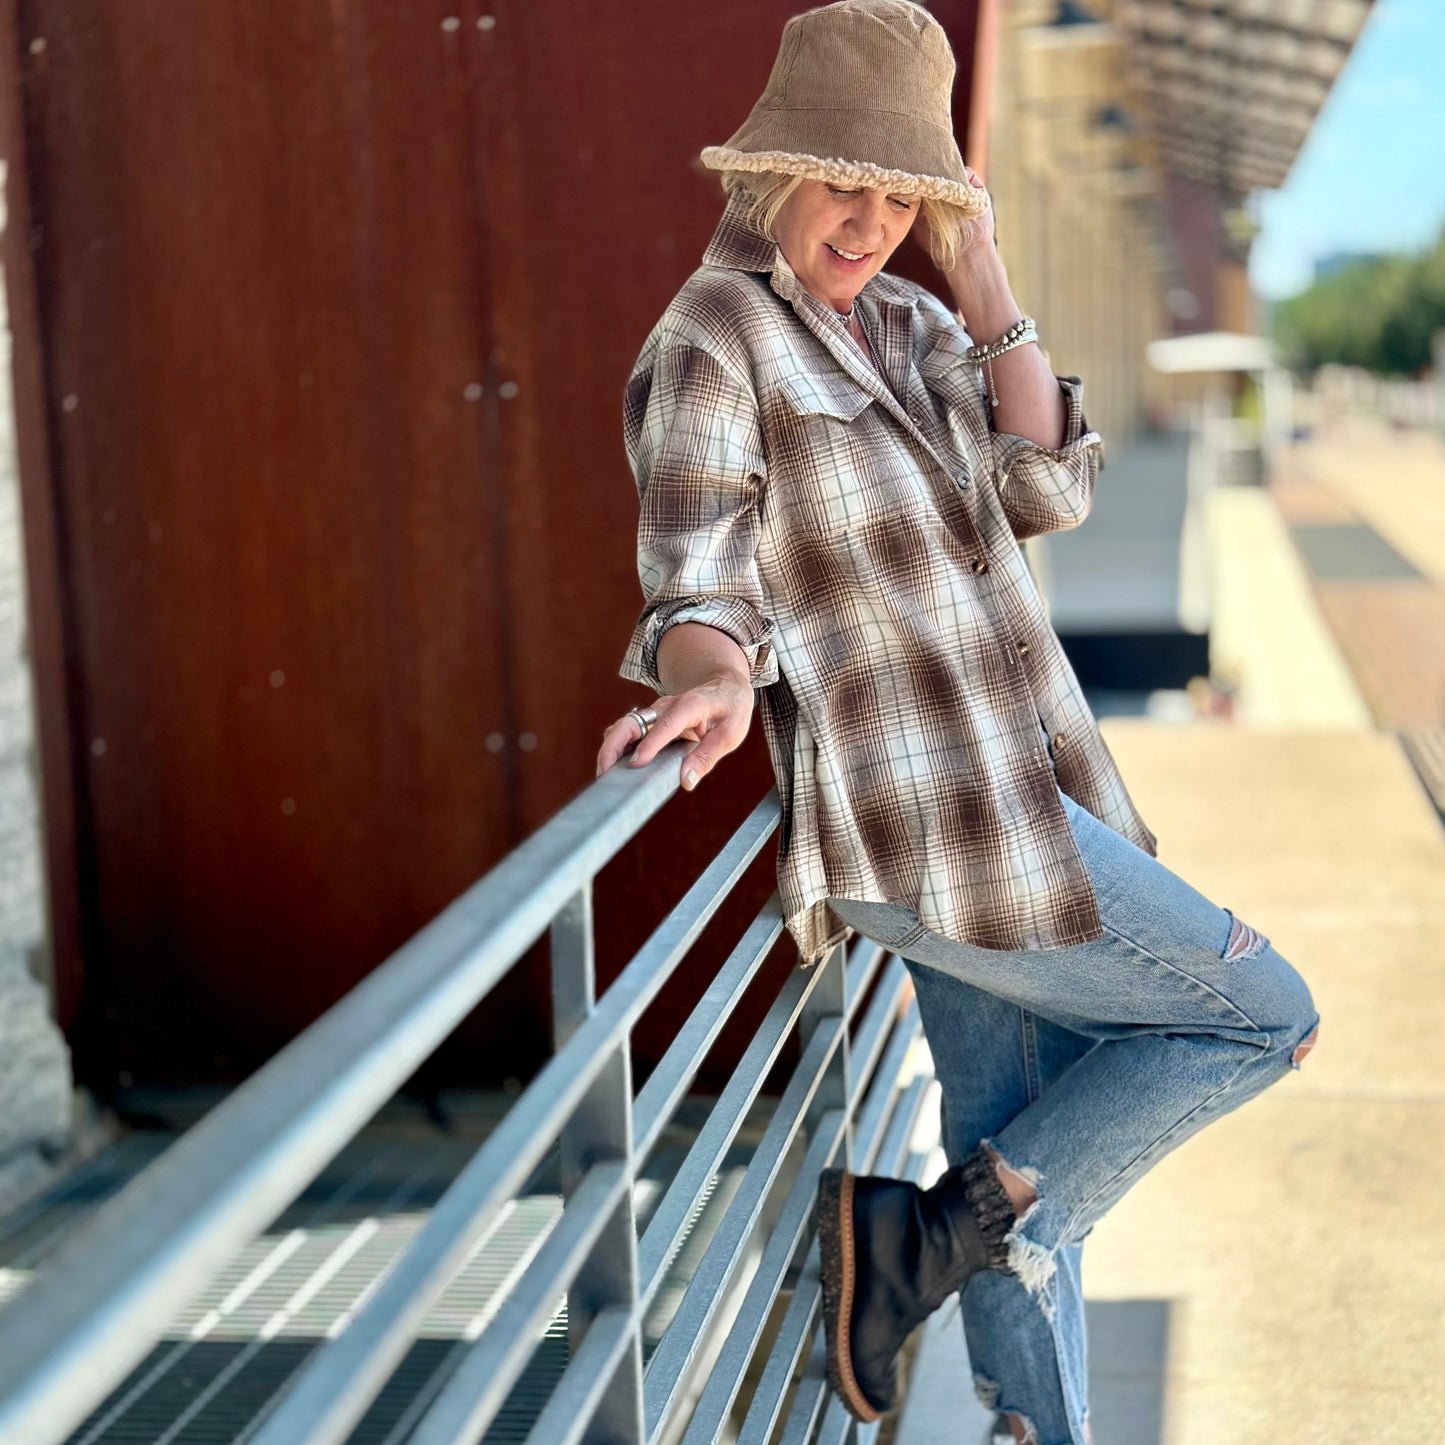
[700,0,987,217]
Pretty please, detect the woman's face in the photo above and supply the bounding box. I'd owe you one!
[773,180,921,314]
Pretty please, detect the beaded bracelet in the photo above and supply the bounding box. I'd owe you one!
[965,316,1039,408]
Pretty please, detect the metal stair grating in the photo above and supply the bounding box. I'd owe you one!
[2,1108,767,1442]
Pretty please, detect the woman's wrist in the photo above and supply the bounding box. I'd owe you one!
[946,252,1023,343]
[657,621,752,695]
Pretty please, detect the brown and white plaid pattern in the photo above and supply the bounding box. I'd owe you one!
[619,195,1159,966]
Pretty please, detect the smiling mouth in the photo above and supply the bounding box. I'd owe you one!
[826,243,871,262]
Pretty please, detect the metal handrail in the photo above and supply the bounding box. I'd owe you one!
[0,739,937,1445]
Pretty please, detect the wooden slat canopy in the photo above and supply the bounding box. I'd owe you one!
[1114,0,1375,191]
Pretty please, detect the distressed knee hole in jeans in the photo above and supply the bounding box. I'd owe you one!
[1221,909,1270,961]
[1219,912,1319,1068]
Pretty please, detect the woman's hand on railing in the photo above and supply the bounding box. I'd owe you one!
[596,676,754,792]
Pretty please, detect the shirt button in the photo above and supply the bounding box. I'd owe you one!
[971,558,988,574]
[1053,733,1066,750]
[1017,640,1030,655]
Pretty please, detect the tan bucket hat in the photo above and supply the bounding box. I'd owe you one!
[700,0,987,217]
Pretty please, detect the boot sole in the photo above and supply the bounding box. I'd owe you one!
[817,1167,883,1424]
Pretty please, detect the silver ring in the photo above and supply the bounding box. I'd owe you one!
[625,706,654,740]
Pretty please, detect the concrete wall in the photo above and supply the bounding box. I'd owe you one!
[0,158,73,1208]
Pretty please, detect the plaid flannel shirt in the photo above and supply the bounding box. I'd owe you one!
[619,195,1158,966]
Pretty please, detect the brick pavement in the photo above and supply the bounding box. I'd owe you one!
[1286,418,1445,585]
[1271,421,1445,730]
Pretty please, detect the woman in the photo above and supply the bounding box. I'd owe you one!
[596,4,1320,1443]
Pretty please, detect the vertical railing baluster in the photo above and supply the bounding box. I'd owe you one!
[798,940,851,1167]
[551,885,595,1053]
[551,886,645,1445]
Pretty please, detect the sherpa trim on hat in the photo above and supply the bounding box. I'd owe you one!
[699,147,988,216]
[699,0,989,218]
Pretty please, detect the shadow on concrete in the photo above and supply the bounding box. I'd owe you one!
[896,1294,1172,1445]
[1085,1297,1171,1445]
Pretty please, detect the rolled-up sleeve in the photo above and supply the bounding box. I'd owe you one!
[618,343,778,694]
[989,375,1105,543]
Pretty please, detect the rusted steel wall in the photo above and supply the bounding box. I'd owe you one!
[1162,171,1227,335]
[3,2,981,1090]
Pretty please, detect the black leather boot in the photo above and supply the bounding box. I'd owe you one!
[817,1149,1017,1421]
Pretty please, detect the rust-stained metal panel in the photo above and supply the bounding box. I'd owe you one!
[474,1,810,1081]
[6,1,981,1090]
[11,2,531,1084]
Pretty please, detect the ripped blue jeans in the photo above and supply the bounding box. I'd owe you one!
[827,772,1321,1445]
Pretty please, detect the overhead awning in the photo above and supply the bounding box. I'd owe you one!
[1113,0,1376,192]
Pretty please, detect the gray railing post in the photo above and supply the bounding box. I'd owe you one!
[551,885,646,1445]
[797,939,851,1169]
[551,885,596,1053]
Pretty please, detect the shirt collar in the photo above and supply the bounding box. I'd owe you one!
[700,192,779,275]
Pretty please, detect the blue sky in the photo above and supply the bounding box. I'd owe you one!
[1249,0,1445,301]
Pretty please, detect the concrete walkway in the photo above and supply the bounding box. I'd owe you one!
[898,425,1445,1444]
[1082,720,1445,1444]
[1204,486,1373,728]
[1271,418,1445,729]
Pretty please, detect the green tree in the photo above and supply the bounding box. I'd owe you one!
[1272,232,1445,376]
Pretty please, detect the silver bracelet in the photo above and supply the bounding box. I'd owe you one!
[967,319,1039,408]
[965,315,1037,363]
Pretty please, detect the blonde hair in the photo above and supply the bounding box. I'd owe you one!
[718,168,976,276]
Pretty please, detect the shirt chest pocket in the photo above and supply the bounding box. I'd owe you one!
[773,370,924,537]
